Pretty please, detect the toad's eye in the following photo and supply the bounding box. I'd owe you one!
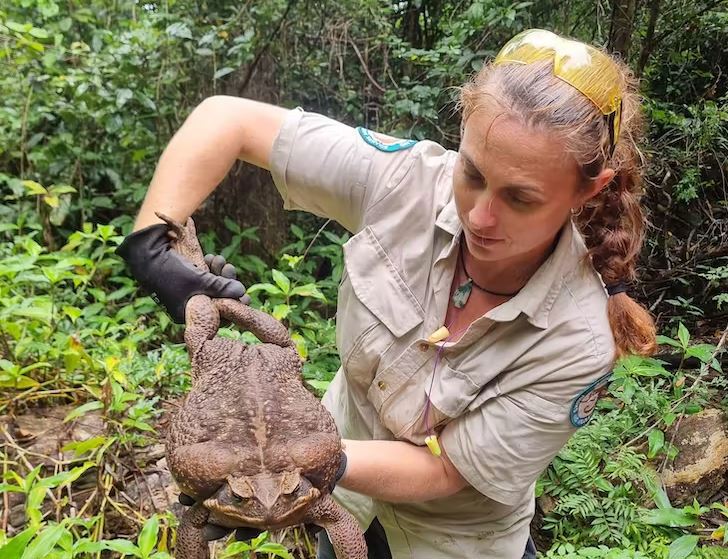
[231,494,244,503]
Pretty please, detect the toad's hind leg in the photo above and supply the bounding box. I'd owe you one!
[184,295,220,359]
[156,213,208,270]
[176,503,210,559]
[215,298,293,348]
[305,495,367,559]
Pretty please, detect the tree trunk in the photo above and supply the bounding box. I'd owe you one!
[196,54,290,263]
[608,0,638,59]
[636,0,661,77]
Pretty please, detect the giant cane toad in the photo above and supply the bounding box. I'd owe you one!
[159,214,366,559]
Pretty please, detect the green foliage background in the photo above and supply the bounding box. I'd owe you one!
[0,0,726,558]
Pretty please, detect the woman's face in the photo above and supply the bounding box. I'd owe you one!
[453,109,605,266]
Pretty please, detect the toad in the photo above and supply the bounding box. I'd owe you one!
[159,214,366,559]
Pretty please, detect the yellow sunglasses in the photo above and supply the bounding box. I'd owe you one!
[494,29,622,156]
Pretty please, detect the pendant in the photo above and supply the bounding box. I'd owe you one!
[452,278,473,309]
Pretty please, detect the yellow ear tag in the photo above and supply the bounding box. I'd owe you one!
[427,326,450,344]
[425,435,442,457]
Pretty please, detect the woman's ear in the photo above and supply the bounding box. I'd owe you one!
[575,167,616,209]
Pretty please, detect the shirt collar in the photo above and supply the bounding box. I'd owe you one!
[435,192,587,329]
[486,221,586,328]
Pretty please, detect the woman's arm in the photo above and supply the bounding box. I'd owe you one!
[134,96,288,230]
[338,439,469,502]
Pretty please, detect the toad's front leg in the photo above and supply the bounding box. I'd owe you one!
[176,503,211,559]
[305,495,367,559]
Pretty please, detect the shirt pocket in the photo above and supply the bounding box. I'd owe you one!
[337,226,424,388]
[387,363,485,444]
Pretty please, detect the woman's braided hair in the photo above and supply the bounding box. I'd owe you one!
[459,49,656,357]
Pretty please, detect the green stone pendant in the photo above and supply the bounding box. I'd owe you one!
[452,278,473,309]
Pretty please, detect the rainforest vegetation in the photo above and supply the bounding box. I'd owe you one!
[1,0,727,557]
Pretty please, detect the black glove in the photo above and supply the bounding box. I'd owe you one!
[116,223,247,323]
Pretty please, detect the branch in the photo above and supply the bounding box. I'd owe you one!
[239,0,297,93]
[347,38,386,93]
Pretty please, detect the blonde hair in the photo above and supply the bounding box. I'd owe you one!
[459,54,656,357]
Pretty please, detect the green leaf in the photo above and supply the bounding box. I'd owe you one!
[22,180,47,195]
[63,306,82,323]
[272,304,291,321]
[0,374,40,389]
[21,524,66,559]
[61,436,107,456]
[641,507,699,527]
[39,463,93,489]
[677,323,690,349]
[26,485,46,515]
[685,344,715,363]
[648,429,665,459]
[116,88,133,108]
[137,515,159,557]
[657,335,681,348]
[214,67,235,79]
[289,284,327,301]
[667,535,699,559]
[306,379,330,393]
[48,185,76,196]
[245,283,283,296]
[5,21,31,33]
[166,22,192,39]
[103,539,141,556]
[271,269,291,294]
[253,542,294,558]
[0,527,37,559]
[291,332,308,359]
[64,400,103,422]
[219,541,253,558]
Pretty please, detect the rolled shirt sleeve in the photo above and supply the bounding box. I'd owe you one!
[268,108,419,233]
[440,357,612,506]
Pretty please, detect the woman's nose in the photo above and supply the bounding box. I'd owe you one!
[469,194,497,229]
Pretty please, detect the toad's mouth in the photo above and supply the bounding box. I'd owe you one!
[204,486,321,529]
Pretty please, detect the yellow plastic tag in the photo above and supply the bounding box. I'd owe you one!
[425,435,442,457]
[427,326,450,344]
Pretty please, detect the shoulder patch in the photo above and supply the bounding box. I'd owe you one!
[356,127,417,152]
[570,372,612,428]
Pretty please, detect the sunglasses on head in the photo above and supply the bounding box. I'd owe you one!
[494,29,622,157]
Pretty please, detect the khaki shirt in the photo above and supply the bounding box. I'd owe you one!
[270,108,616,558]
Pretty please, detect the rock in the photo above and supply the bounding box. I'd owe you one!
[122,457,179,515]
[530,495,556,552]
[8,503,25,528]
[661,408,728,506]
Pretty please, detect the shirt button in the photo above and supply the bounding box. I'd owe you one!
[418,343,430,352]
[377,381,387,390]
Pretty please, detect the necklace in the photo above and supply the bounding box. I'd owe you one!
[451,241,521,308]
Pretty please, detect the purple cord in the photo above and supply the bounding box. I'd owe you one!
[422,326,462,435]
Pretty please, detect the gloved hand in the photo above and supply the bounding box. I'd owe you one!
[178,452,348,541]
[116,223,248,323]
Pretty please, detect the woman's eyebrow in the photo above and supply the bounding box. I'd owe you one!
[459,150,482,174]
[461,150,544,194]
[504,182,545,196]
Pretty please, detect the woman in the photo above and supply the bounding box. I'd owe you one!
[119,29,656,558]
